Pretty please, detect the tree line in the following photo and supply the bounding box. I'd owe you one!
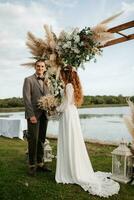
[83,95,134,107]
[0,97,24,108]
[0,95,133,108]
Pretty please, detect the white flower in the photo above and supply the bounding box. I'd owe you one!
[75,49,80,54]
[65,32,71,40]
[66,41,72,48]
[62,41,72,49]
[71,47,80,54]
[63,43,68,49]
[80,41,84,46]
[55,91,59,96]
[74,35,80,43]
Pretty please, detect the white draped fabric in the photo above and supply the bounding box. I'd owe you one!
[55,83,120,197]
[0,118,27,140]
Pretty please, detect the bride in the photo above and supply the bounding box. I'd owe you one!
[55,66,120,197]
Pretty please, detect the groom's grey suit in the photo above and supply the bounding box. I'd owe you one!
[23,74,49,167]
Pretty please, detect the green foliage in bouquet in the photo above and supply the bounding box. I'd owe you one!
[57,27,102,69]
[47,73,64,100]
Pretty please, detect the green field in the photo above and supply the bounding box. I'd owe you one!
[0,136,134,200]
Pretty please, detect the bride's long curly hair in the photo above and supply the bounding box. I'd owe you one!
[60,66,83,107]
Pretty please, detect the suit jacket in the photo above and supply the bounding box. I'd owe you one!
[23,74,49,119]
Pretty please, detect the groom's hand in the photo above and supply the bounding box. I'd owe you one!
[30,116,37,124]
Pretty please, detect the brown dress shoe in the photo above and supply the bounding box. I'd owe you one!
[28,167,36,176]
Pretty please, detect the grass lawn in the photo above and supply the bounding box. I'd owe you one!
[0,136,134,200]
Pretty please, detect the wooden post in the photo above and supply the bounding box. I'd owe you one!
[99,21,134,48]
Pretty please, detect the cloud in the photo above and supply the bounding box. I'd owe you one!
[0,2,59,68]
[49,0,78,8]
[122,1,134,12]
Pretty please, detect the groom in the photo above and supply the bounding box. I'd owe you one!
[23,59,51,176]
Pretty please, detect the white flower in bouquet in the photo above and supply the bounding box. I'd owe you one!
[74,35,80,43]
[91,46,102,55]
[66,41,72,48]
[72,47,80,54]
[65,32,72,40]
[55,90,59,96]
[63,43,68,49]
[80,41,84,46]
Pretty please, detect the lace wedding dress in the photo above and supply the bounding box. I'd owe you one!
[55,83,120,197]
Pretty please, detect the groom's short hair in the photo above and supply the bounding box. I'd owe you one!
[35,59,45,66]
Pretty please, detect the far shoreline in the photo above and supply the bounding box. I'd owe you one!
[0,104,128,113]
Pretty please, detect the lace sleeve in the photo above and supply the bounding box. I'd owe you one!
[66,83,74,104]
[56,83,74,112]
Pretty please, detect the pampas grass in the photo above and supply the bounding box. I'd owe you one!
[91,11,124,45]
[23,11,124,67]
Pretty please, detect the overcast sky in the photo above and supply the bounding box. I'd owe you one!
[0,0,134,98]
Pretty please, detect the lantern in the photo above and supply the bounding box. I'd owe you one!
[111,140,133,183]
[44,139,54,162]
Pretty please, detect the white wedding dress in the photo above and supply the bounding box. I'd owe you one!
[55,83,120,197]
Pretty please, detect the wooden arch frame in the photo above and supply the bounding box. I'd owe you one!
[100,21,134,48]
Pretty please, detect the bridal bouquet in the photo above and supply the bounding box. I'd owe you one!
[38,95,59,117]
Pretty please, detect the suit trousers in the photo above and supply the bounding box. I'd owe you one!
[27,112,48,166]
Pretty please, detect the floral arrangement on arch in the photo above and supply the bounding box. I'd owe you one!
[23,12,122,71]
[57,27,102,69]
[22,12,123,115]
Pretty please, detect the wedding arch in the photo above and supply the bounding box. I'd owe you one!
[23,12,134,108]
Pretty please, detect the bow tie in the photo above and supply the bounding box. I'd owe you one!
[37,77,45,81]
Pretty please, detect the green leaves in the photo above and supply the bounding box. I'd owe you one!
[58,27,102,69]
